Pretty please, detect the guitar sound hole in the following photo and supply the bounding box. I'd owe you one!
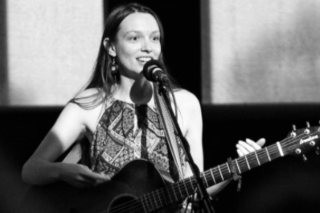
[108,194,143,213]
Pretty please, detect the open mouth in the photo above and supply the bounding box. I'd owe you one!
[137,57,152,63]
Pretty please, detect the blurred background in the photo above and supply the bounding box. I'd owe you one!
[1,0,320,212]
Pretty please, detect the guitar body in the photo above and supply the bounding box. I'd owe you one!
[18,160,169,213]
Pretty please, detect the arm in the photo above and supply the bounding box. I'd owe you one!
[174,90,227,196]
[174,90,265,197]
[22,100,109,188]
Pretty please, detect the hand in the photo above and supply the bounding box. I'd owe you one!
[236,138,266,156]
[59,163,110,188]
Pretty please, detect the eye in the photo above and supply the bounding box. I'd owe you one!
[129,35,140,41]
[153,36,160,41]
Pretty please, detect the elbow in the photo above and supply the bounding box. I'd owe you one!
[22,160,59,186]
[21,161,42,186]
[21,162,33,185]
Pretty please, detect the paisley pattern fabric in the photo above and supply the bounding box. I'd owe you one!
[88,98,185,181]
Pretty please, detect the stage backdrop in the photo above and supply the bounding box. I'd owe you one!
[0,0,103,106]
[201,0,320,104]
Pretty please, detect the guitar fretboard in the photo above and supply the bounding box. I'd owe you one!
[138,128,318,213]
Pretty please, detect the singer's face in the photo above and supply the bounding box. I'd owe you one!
[112,13,161,76]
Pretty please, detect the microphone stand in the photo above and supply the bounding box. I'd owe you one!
[155,82,215,213]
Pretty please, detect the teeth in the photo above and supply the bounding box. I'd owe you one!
[137,57,152,62]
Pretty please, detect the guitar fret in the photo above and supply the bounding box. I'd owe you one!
[144,194,153,212]
[140,197,147,213]
[171,184,178,201]
[244,155,251,170]
[265,147,271,161]
[158,188,167,207]
[218,165,224,181]
[163,188,170,206]
[167,187,173,204]
[156,190,162,209]
[153,196,159,209]
[203,173,209,188]
[210,168,216,184]
[255,151,261,165]
[276,142,284,156]
[182,179,189,196]
[235,159,241,174]
[226,162,231,174]
[177,182,183,199]
[149,194,155,212]
[189,177,195,191]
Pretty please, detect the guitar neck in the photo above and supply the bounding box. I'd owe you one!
[142,142,285,212]
[140,127,319,212]
[200,142,284,188]
[165,143,284,201]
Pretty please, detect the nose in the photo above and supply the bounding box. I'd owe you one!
[141,39,152,53]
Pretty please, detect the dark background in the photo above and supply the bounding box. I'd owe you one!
[1,1,320,213]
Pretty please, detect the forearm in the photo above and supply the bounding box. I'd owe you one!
[22,160,63,185]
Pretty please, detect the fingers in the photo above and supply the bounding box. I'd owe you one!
[236,138,265,157]
[236,142,251,156]
[73,174,110,188]
[82,170,110,186]
[256,138,266,147]
[90,172,111,184]
[236,148,245,157]
[245,138,263,150]
[64,164,110,188]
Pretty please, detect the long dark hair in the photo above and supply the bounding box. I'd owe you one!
[73,3,178,109]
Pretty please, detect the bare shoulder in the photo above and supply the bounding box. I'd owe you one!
[172,89,202,136]
[59,88,105,133]
[65,88,102,113]
[173,89,201,110]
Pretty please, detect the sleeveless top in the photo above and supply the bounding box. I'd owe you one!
[87,98,186,182]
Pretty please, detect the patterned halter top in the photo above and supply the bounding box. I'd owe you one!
[87,98,186,181]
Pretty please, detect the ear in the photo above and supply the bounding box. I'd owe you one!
[103,38,116,57]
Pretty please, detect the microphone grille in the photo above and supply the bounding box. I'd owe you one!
[142,59,164,81]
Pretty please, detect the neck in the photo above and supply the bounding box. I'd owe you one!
[113,76,135,103]
[114,74,154,106]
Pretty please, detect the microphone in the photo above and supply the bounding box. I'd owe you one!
[143,59,168,84]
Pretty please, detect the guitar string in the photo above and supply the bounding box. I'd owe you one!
[203,130,317,183]
[100,129,318,213]
[200,133,305,198]
[108,134,307,213]
[110,130,312,213]
[167,129,317,211]
[98,182,193,213]
[230,132,305,170]
[195,129,318,203]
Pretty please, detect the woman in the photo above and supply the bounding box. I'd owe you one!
[22,2,265,211]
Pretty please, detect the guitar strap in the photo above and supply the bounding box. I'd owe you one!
[153,83,185,180]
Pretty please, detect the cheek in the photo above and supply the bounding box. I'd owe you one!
[117,46,135,63]
[154,45,162,59]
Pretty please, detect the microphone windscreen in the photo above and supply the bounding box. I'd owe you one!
[142,59,164,81]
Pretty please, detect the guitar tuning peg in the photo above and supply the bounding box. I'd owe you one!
[306,122,310,128]
[292,125,297,131]
[302,154,308,162]
[316,147,320,155]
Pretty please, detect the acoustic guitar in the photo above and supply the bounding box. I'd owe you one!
[18,125,320,213]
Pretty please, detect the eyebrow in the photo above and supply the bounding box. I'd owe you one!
[123,30,160,36]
